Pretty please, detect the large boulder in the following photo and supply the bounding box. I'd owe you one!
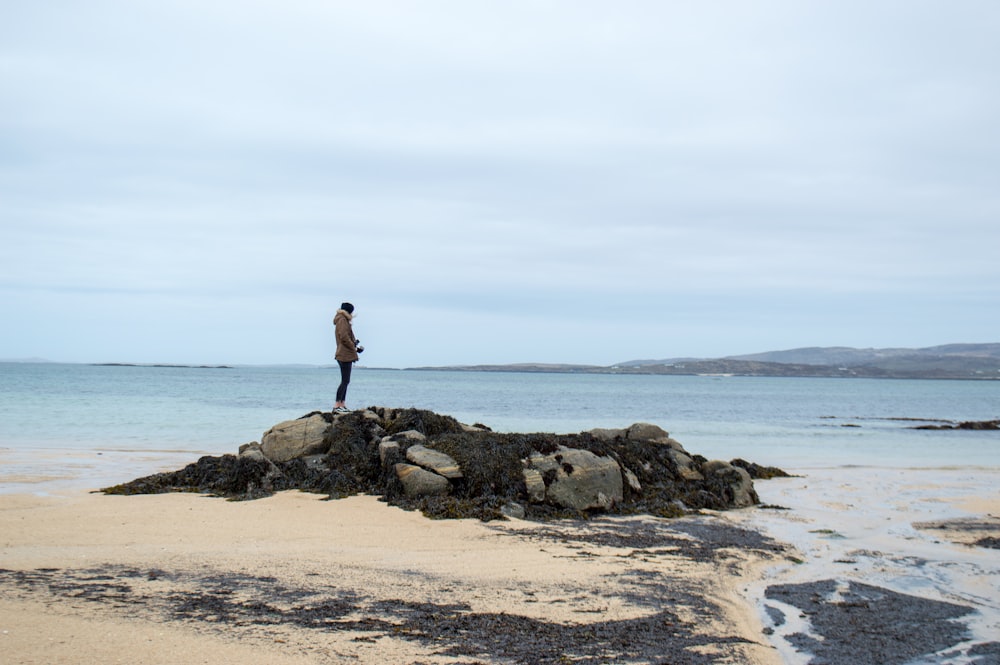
[378,440,400,465]
[260,414,330,463]
[526,445,623,512]
[588,422,671,443]
[625,422,671,441]
[669,449,704,481]
[587,427,626,441]
[702,460,758,508]
[395,463,450,498]
[405,445,463,479]
[522,467,547,503]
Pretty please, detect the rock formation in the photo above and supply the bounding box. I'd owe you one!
[103,407,788,521]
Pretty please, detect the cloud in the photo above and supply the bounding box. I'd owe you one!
[2,1,999,365]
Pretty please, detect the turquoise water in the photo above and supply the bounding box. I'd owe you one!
[1,363,998,472]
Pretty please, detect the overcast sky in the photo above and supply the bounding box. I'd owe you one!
[2,1,998,367]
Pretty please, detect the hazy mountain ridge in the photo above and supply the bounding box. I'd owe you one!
[614,344,1000,379]
[725,343,1000,366]
[414,344,1000,379]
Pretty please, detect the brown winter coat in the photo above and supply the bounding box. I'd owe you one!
[334,309,359,362]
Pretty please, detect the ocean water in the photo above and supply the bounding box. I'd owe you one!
[1,362,998,492]
[3,363,999,658]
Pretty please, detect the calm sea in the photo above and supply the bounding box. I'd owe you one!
[1,363,998,477]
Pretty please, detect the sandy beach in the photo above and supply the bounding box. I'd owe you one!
[1,489,786,665]
[2,462,999,664]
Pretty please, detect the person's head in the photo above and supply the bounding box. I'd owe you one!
[340,302,355,314]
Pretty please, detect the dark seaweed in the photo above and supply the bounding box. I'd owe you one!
[102,407,784,522]
[0,520,782,665]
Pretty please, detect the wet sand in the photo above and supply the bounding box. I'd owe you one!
[732,467,1000,665]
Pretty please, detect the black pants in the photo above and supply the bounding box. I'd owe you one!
[336,360,352,402]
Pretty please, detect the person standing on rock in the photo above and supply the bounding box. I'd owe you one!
[333,302,363,414]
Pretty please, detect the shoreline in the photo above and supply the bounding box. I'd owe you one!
[1,465,998,663]
[732,468,1000,664]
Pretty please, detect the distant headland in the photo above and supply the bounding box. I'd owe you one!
[409,343,1000,380]
[6,343,999,379]
[91,363,234,369]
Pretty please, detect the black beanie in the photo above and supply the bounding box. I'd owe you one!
[341,302,354,314]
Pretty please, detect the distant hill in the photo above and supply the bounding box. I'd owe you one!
[615,344,1000,379]
[412,344,1000,379]
[408,363,604,373]
[726,343,1000,366]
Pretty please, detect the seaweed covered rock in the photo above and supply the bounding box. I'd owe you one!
[103,454,280,500]
[395,463,451,497]
[405,445,463,480]
[525,446,623,511]
[701,460,757,509]
[102,407,785,521]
